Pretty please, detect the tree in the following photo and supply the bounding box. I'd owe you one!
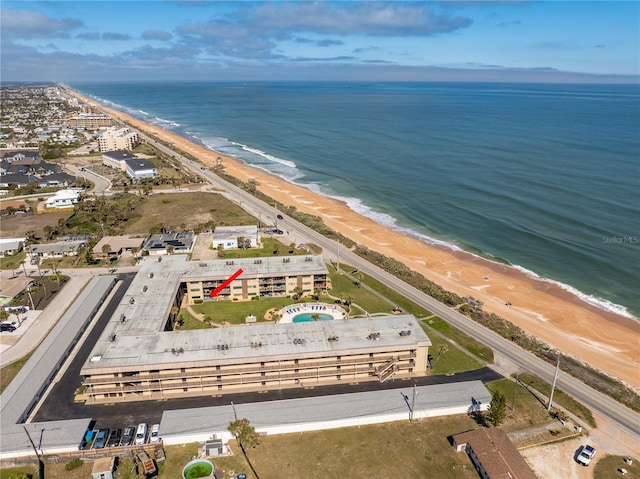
[487,390,507,427]
[102,243,112,259]
[292,286,303,301]
[228,418,260,449]
[432,343,449,367]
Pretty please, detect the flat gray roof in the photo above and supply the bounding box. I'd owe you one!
[0,419,93,457]
[1,276,116,429]
[160,380,492,439]
[82,314,430,374]
[212,225,258,239]
[81,253,328,338]
[82,255,423,375]
[28,240,85,255]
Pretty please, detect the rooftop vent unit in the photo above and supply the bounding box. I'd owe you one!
[250,341,263,349]
[328,335,339,342]
[293,338,307,345]
[148,272,154,278]
[367,332,381,341]
[199,263,207,267]
[129,297,135,304]
[142,285,148,292]
[283,258,290,263]
[399,330,412,337]
[120,314,126,323]
[216,344,229,351]
[157,257,162,262]
[225,261,234,265]
[254,259,262,264]
[109,333,116,342]
[304,256,312,262]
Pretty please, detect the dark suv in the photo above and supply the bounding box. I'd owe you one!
[1,324,16,332]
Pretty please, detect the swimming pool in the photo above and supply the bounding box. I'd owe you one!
[293,313,334,323]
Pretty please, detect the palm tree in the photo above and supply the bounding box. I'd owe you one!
[432,344,449,367]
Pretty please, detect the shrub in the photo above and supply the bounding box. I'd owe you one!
[65,458,83,471]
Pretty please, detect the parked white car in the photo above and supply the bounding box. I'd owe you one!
[577,445,596,466]
[149,423,160,443]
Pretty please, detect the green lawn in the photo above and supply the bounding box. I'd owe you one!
[247,415,479,479]
[428,333,484,375]
[518,374,596,427]
[327,270,395,314]
[594,455,640,479]
[423,316,494,363]
[191,297,295,325]
[0,251,27,271]
[217,237,307,259]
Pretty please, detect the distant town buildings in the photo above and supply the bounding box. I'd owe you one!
[98,127,139,152]
[66,113,113,129]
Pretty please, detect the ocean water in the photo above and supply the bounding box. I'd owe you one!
[69,82,640,319]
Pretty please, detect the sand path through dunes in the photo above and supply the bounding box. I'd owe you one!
[71,88,640,389]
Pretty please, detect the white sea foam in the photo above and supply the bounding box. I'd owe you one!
[138,109,149,116]
[510,264,635,319]
[153,116,180,128]
[305,183,636,320]
[233,142,297,169]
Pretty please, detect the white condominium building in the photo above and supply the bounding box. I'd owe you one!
[98,127,140,152]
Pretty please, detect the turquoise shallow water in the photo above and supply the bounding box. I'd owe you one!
[70,82,640,318]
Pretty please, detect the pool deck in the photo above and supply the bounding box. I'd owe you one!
[277,302,347,323]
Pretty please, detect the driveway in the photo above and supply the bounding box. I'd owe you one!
[190,232,217,261]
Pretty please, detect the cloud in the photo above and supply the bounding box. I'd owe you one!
[121,43,201,61]
[496,20,522,28]
[353,46,381,54]
[142,30,174,41]
[77,32,101,41]
[1,8,82,39]
[290,55,356,62]
[294,37,344,47]
[177,2,471,60]
[249,2,472,36]
[102,32,132,41]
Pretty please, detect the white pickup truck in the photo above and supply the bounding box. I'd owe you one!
[577,445,596,466]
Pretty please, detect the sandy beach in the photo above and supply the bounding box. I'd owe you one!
[69,88,639,390]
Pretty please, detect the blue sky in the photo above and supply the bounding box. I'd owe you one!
[2,1,639,82]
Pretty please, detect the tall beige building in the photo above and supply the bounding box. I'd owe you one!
[98,127,139,152]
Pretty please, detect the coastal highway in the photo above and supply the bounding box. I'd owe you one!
[137,128,640,441]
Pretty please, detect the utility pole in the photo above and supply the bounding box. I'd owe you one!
[410,384,417,421]
[336,240,340,272]
[547,356,561,411]
[23,426,44,479]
